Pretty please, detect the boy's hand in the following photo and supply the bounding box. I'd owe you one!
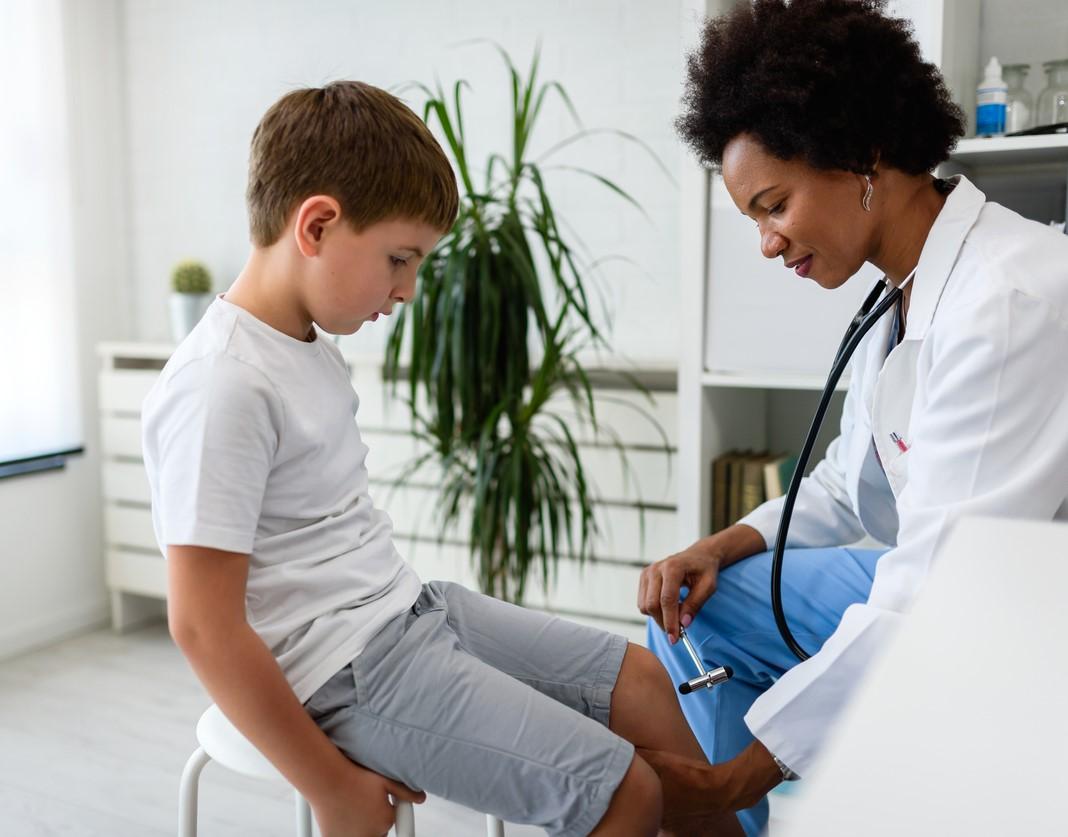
[310,760,426,837]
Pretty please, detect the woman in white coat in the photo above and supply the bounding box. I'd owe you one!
[636,1,1068,834]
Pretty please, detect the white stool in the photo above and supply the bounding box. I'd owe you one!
[179,704,506,836]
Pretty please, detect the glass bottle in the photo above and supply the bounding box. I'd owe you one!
[1003,63,1033,133]
[1035,59,1068,129]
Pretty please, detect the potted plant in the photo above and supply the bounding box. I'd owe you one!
[385,48,668,603]
[169,259,213,343]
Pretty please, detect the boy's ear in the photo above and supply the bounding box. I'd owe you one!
[293,195,343,257]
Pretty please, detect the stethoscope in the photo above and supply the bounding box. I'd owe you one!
[677,269,915,694]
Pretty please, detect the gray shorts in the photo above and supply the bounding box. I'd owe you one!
[303,580,633,837]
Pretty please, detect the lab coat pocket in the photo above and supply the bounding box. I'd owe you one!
[884,447,912,497]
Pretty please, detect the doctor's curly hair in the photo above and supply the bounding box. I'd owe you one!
[677,0,965,174]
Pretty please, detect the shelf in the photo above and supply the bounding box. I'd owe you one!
[700,370,850,391]
[950,134,1068,167]
[97,341,174,361]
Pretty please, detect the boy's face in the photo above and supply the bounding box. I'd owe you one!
[303,214,443,335]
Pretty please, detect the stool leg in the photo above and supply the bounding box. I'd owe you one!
[295,791,312,837]
[393,799,415,836]
[485,814,505,837]
[178,746,212,837]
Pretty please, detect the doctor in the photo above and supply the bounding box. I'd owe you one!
[637,1,1068,834]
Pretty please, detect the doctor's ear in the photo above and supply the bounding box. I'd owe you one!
[293,195,343,257]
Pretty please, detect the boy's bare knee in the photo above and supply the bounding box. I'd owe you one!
[591,754,662,837]
[614,644,675,709]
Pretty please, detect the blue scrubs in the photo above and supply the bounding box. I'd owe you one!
[647,546,885,836]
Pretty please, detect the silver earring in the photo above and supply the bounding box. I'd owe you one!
[862,175,874,212]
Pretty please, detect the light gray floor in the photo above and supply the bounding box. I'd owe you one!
[0,622,543,836]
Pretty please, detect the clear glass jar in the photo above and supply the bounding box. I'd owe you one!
[1035,59,1068,129]
[1003,63,1033,133]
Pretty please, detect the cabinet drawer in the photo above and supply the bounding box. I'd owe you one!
[397,538,644,625]
[106,549,167,598]
[364,431,676,506]
[102,462,151,503]
[101,416,143,458]
[98,369,159,413]
[105,505,157,552]
[378,484,675,562]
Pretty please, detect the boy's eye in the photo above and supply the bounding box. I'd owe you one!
[390,256,409,268]
[769,202,785,215]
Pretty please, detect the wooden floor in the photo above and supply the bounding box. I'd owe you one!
[0,622,542,836]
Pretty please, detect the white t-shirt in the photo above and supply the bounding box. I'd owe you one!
[142,295,421,702]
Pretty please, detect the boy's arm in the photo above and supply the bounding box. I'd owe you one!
[166,545,424,834]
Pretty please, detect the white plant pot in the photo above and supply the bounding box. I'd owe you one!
[169,293,213,343]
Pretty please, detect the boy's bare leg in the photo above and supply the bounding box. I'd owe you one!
[588,754,662,837]
[609,643,744,837]
[609,644,707,759]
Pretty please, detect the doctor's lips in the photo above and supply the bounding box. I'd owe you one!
[785,254,813,278]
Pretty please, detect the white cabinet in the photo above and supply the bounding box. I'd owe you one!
[97,343,678,642]
[677,0,1068,542]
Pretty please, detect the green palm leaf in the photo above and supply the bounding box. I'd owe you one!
[382,45,670,602]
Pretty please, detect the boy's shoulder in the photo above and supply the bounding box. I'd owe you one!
[145,299,286,424]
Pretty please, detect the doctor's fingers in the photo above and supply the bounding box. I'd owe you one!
[637,565,668,631]
[636,560,665,613]
[679,571,718,626]
[656,563,689,642]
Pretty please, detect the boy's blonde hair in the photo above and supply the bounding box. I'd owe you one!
[246,80,459,247]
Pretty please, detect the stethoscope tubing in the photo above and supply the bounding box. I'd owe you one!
[770,276,906,662]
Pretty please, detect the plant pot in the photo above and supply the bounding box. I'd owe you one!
[169,292,213,343]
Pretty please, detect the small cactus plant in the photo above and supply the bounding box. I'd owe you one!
[171,260,212,294]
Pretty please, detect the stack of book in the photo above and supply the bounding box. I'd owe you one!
[710,450,799,533]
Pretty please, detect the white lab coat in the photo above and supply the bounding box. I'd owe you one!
[737,175,1068,776]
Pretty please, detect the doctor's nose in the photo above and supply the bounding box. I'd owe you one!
[760,228,789,260]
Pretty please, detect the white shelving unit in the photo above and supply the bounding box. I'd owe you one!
[677,0,1068,543]
[951,134,1068,166]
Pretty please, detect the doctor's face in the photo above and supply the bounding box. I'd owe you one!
[721,133,876,290]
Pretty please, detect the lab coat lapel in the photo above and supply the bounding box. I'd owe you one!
[901,176,986,341]
[871,176,986,493]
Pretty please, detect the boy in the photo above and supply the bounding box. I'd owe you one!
[143,81,736,837]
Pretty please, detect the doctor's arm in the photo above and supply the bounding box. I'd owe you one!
[736,372,869,551]
[640,368,868,640]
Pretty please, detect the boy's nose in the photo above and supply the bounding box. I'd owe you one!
[396,273,418,303]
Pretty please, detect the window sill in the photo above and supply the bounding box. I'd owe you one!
[0,447,85,481]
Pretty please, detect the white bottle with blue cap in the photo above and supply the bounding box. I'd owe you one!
[976,56,1008,137]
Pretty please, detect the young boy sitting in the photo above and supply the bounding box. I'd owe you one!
[142,80,738,837]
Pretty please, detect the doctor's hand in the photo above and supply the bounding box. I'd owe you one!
[637,524,766,643]
[637,739,782,828]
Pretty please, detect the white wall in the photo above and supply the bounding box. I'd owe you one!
[120,0,686,363]
[0,0,133,659]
